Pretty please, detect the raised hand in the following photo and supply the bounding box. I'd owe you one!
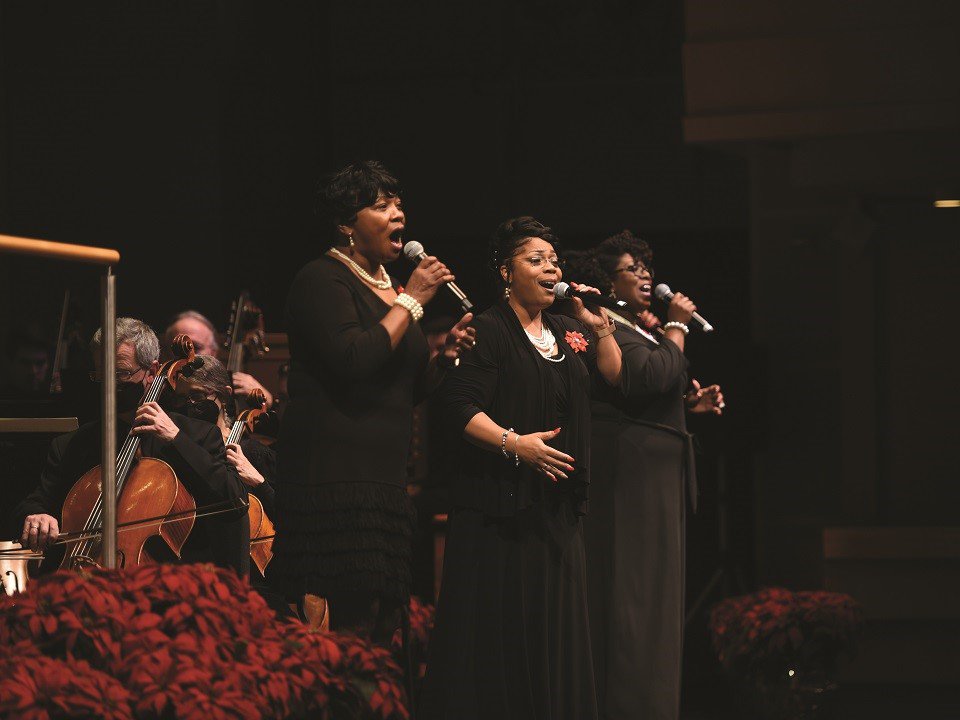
[404,256,455,306]
[225,442,265,487]
[666,292,696,325]
[565,282,610,331]
[131,401,180,443]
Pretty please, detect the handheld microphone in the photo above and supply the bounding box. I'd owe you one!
[553,282,629,312]
[653,283,714,332]
[403,241,474,313]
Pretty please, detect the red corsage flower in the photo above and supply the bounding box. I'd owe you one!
[565,331,589,353]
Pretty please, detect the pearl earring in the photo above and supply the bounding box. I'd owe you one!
[503,287,511,300]
[348,235,355,248]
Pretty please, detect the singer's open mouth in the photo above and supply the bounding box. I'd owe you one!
[389,228,404,246]
[538,280,556,289]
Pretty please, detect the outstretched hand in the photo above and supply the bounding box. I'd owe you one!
[514,427,575,483]
[685,378,725,415]
[441,312,477,364]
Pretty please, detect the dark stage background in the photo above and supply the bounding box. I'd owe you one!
[1,2,958,716]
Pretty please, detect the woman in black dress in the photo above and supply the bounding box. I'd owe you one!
[420,217,624,720]
[569,232,723,720]
[272,161,474,642]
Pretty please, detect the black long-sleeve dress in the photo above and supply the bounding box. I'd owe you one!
[584,320,695,720]
[11,413,250,575]
[271,255,426,613]
[420,302,605,720]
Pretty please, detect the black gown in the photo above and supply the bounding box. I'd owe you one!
[10,413,250,575]
[271,254,426,613]
[583,321,694,720]
[420,302,608,720]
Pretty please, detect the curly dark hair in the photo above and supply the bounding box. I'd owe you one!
[562,231,653,293]
[316,160,401,245]
[562,249,610,291]
[490,216,560,287]
[593,229,653,282]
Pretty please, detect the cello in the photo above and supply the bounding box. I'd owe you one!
[227,388,275,576]
[58,335,203,570]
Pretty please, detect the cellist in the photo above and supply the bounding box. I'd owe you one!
[9,317,250,575]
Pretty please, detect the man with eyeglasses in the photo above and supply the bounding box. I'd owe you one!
[9,317,250,576]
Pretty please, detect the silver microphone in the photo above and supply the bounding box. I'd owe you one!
[403,241,474,312]
[653,283,714,332]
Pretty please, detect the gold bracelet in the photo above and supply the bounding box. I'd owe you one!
[595,321,616,339]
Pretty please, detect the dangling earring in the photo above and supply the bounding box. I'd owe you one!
[503,286,511,300]
[348,234,355,249]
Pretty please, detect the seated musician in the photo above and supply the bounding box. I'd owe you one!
[172,354,275,525]
[10,317,250,575]
[162,310,274,408]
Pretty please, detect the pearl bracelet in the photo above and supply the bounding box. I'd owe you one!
[393,293,424,322]
[663,321,689,335]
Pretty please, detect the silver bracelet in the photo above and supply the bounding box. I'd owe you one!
[663,321,689,335]
[393,292,424,322]
[501,427,514,460]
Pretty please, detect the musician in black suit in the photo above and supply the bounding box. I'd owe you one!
[10,317,249,575]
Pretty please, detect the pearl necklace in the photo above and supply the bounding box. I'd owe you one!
[525,323,556,352]
[329,247,392,290]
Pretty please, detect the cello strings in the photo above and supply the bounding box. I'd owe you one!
[73,375,166,561]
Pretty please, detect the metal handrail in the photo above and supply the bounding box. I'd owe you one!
[1,233,120,568]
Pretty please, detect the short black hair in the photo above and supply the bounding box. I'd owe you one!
[317,160,401,244]
[490,216,560,286]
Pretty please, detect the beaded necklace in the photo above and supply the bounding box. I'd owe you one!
[329,247,392,290]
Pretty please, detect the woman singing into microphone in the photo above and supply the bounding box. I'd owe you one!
[568,231,723,720]
[271,161,474,642]
[420,217,623,720]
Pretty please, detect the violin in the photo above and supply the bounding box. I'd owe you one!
[58,335,204,571]
[224,291,269,375]
[227,388,275,576]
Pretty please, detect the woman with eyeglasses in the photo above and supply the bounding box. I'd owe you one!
[420,217,623,720]
[567,231,723,720]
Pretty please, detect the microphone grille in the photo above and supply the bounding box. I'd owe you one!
[653,283,673,301]
[553,282,570,299]
[403,240,424,260]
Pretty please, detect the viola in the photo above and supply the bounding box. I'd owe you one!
[58,335,203,571]
[227,388,276,576]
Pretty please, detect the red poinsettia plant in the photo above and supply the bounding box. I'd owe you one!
[709,587,863,683]
[0,563,411,719]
